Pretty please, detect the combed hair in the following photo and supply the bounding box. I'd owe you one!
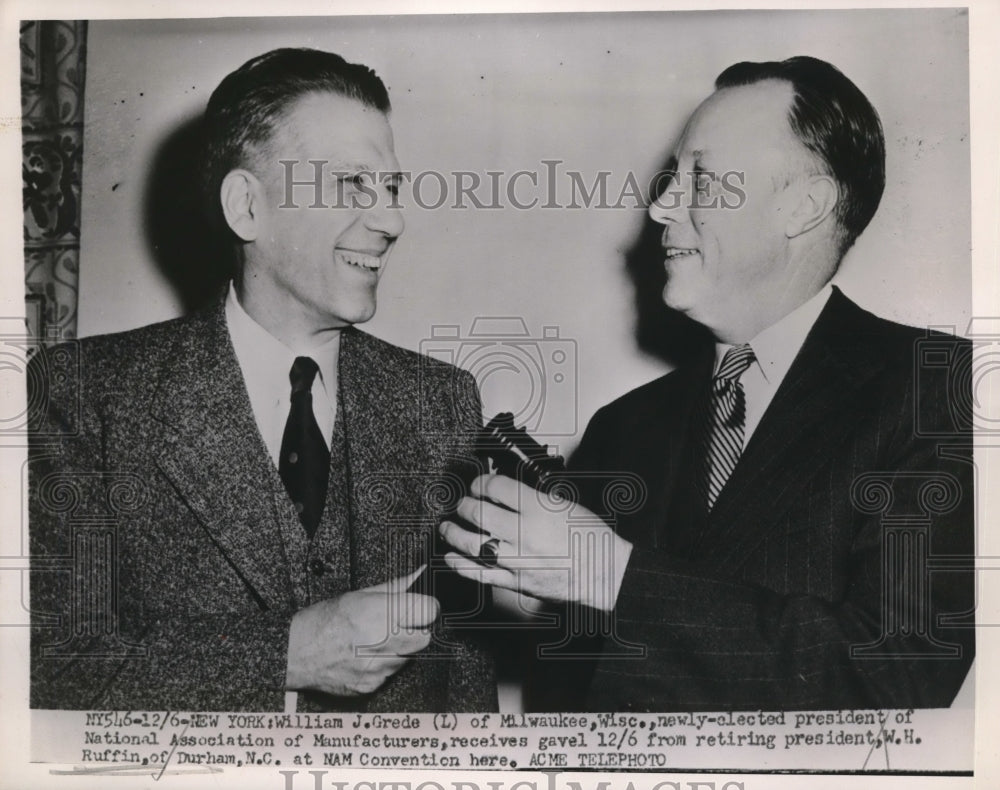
[202,47,390,226]
[715,56,885,255]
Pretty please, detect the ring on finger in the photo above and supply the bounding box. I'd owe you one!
[478,537,501,567]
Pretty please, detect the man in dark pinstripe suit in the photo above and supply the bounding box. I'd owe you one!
[441,56,974,711]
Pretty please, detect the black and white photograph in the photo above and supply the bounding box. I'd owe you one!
[2,1,998,788]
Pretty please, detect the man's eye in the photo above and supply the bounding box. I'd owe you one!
[336,173,369,189]
[694,173,714,194]
[385,182,400,197]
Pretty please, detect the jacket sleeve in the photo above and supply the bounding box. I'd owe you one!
[439,367,498,712]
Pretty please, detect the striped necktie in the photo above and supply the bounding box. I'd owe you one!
[702,343,755,510]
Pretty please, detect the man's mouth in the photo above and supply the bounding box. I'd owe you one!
[335,249,384,272]
[664,247,699,260]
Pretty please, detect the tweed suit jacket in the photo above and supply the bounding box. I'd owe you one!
[29,297,497,712]
[532,288,974,711]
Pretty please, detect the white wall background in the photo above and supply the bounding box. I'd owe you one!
[79,9,971,455]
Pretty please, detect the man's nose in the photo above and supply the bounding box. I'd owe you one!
[364,187,405,239]
[648,177,688,226]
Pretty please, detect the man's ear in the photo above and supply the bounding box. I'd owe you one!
[785,173,838,238]
[220,169,263,242]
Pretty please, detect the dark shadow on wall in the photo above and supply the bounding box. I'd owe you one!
[143,113,233,314]
[623,160,714,370]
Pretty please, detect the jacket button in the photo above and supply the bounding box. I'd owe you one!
[309,558,326,576]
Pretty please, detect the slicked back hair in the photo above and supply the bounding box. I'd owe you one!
[203,47,390,230]
[715,56,885,257]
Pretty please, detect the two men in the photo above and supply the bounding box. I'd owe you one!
[31,46,973,714]
[30,49,495,711]
[441,57,975,711]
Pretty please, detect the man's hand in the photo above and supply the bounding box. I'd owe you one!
[439,474,633,611]
[285,566,438,696]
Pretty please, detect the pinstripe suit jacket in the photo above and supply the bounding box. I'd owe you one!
[29,297,497,712]
[534,288,974,711]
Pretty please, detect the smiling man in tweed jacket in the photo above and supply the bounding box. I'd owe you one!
[29,48,496,712]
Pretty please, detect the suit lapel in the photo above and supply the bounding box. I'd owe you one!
[700,290,887,568]
[638,352,713,553]
[149,300,294,610]
[338,329,420,589]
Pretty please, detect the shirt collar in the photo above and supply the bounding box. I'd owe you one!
[224,282,340,394]
[714,283,833,383]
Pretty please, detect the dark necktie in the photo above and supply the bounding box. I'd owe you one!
[702,343,755,510]
[279,356,330,539]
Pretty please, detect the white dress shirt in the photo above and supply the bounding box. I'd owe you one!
[714,284,833,448]
[224,284,339,465]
